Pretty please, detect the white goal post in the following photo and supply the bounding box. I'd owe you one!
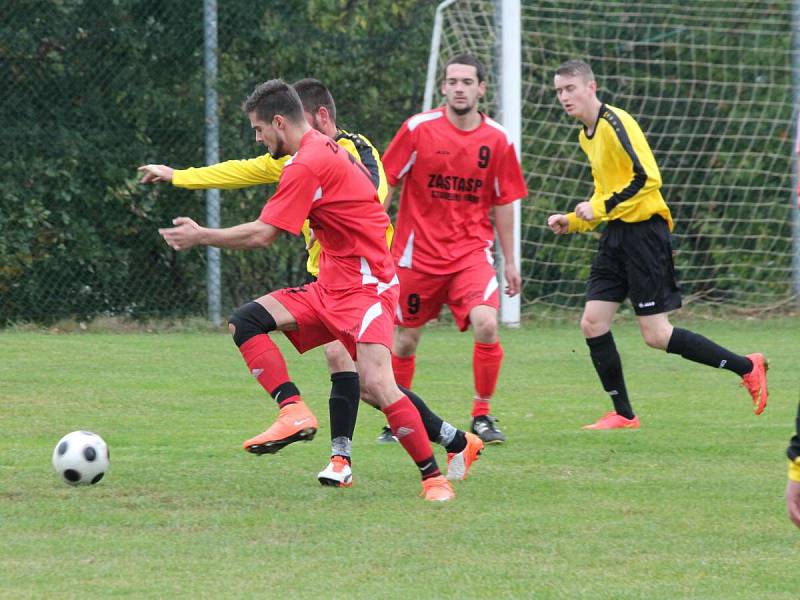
[424,0,523,326]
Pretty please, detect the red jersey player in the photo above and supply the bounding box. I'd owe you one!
[157,79,477,501]
[381,53,528,444]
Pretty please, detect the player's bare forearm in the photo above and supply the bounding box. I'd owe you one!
[493,203,517,262]
[201,220,280,250]
[493,203,520,296]
[503,262,521,297]
[159,218,279,251]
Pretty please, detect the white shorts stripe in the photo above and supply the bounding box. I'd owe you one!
[483,275,499,301]
[358,301,383,339]
[398,231,414,268]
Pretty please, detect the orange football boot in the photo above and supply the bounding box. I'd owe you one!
[741,353,768,415]
[242,400,318,454]
[420,475,455,502]
[582,411,640,430]
[446,432,484,481]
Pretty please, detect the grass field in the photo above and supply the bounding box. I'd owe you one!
[1,317,798,599]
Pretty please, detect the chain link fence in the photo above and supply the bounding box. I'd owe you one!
[2,0,797,325]
[0,0,435,325]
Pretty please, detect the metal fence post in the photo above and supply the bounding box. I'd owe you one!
[793,0,800,304]
[204,0,221,326]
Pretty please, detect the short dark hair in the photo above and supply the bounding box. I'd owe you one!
[292,78,337,123]
[444,53,486,83]
[554,60,595,82]
[242,79,305,124]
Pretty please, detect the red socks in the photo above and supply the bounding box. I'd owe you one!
[472,341,504,417]
[391,354,416,389]
[472,399,491,418]
[383,395,440,479]
[239,335,299,406]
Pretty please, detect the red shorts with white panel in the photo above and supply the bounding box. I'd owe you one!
[394,260,499,332]
[271,279,399,360]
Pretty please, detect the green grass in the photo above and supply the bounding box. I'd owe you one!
[1,318,798,599]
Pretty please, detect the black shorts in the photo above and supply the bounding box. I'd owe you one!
[585,216,682,316]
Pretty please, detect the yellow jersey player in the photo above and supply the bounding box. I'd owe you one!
[547,60,768,429]
[139,79,483,488]
[787,402,800,528]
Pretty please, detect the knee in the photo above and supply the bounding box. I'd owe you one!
[228,302,276,347]
[472,312,498,341]
[640,326,669,350]
[325,342,354,372]
[580,314,609,339]
[394,328,420,356]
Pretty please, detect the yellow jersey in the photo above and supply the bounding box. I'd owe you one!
[171,130,390,277]
[567,104,673,234]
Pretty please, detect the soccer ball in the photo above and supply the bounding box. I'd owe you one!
[52,431,110,486]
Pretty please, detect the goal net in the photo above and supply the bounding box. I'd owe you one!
[429,0,796,318]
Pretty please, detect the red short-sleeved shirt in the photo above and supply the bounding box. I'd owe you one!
[259,129,395,290]
[382,109,528,275]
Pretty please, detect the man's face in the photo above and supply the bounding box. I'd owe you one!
[554,73,596,118]
[441,63,485,116]
[249,111,288,159]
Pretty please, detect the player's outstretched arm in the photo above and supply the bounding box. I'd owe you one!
[158,217,280,251]
[547,213,569,235]
[787,479,800,528]
[139,156,286,190]
[138,164,174,184]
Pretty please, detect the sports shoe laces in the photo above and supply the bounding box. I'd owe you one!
[478,415,501,431]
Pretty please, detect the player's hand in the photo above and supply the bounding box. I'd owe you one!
[575,201,594,221]
[503,262,521,297]
[787,479,800,529]
[547,214,569,235]
[158,217,204,251]
[138,164,175,184]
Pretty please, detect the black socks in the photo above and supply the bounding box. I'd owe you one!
[666,328,752,376]
[329,371,360,441]
[586,332,634,419]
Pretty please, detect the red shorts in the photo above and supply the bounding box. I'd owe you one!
[395,261,499,331]
[270,280,399,360]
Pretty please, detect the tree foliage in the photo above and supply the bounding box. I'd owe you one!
[0,0,793,324]
[0,0,437,323]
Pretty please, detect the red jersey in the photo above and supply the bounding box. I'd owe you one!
[382,109,527,275]
[259,129,395,290]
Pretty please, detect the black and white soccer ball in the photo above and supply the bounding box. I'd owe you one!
[52,431,110,486]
